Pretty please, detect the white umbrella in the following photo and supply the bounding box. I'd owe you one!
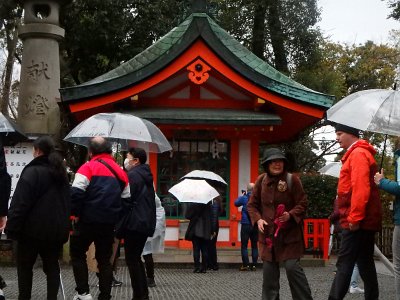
[318,162,342,178]
[326,89,400,136]
[181,170,227,185]
[168,179,219,204]
[64,112,172,153]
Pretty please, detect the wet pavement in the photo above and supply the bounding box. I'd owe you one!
[0,258,395,300]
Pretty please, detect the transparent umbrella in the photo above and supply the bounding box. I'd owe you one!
[64,113,172,153]
[168,179,219,204]
[318,162,342,178]
[326,89,400,168]
[0,112,28,146]
[326,89,400,136]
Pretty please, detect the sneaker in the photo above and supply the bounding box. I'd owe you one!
[239,265,250,271]
[147,277,156,287]
[193,268,201,273]
[112,277,123,287]
[349,286,364,294]
[250,265,256,271]
[0,288,4,300]
[73,293,93,300]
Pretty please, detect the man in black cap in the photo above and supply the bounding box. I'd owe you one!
[328,123,382,300]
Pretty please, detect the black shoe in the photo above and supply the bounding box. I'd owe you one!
[147,277,156,287]
[193,268,201,273]
[199,268,207,273]
[0,276,6,290]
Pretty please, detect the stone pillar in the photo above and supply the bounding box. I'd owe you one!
[17,1,67,135]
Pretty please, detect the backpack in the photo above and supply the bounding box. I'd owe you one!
[116,171,156,238]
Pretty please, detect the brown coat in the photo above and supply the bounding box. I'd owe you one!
[247,172,307,262]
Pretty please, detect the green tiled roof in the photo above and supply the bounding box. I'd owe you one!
[60,13,334,109]
[127,108,281,125]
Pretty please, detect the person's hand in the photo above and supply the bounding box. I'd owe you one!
[0,216,6,231]
[349,223,360,231]
[257,219,268,233]
[374,169,385,185]
[278,211,290,223]
[211,232,216,239]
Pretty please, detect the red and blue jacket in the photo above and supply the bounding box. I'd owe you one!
[71,153,130,225]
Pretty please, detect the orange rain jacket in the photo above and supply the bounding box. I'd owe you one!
[337,140,382,231]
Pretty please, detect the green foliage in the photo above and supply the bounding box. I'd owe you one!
[300,174,338,218]
[60,0,186,85]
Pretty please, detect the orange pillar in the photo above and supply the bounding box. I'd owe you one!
[148,152,158,191]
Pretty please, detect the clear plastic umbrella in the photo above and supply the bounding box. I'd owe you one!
[181,170,227,185]
[168,179,219,204]
[326,89,400,136]
[318,162,342,178]
[0,112,28,145]
[64,113,172,153]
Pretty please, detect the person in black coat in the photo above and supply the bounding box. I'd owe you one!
[5,136,70,300]
[0,143,11,298]
[207,196,221,271]
[185,202,213,273]
[121,148,156,300]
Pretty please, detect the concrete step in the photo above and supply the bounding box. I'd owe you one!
[134,247,327,268]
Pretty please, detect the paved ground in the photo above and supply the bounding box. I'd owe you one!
[0,259,395,300]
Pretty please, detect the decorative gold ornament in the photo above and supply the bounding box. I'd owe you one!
[277,180,287,192]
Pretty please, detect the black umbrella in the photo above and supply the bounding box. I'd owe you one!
[0,113,28,146]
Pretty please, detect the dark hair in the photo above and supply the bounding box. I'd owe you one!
[33,136,68,184]
[88,137,112,155]
[128,147,147,164]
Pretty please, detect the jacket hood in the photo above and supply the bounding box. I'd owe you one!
[131,163,154,184]
[342,140,376,162]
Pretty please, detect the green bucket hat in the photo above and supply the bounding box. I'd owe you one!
[261,148,287,165]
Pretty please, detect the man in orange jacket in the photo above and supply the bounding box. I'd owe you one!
[328,123,382,300]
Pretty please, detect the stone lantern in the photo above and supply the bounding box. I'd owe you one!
[17,0,69,136]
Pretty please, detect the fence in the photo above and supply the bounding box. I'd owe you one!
[330,224,394,258]
[303,218,330,260]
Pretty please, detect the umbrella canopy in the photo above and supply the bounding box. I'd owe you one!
[326,89,400,136]
[168,179,219,204]
[0,113,28,146]
[181,170,227,185]
[318,162,342,178]
[64,112,172,153]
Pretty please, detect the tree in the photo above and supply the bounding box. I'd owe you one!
[0,0,22,117]
[60,0,186,85]
[215,0,321,74]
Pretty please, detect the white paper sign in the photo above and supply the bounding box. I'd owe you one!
[4,143,33,204]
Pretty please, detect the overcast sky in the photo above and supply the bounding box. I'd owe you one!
[318,0,400,44]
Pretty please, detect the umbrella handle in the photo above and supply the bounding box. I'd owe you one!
[380,134,388,170]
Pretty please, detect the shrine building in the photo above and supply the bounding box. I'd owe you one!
[59,2,334,248]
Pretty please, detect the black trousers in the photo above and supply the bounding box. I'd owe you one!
[143,254,154,279]
[329,229,379,300]
[124,232,149,300]
[192,236,209,270]
[16,237,63,300]
[70,223,115,300]
[207,233,218,269]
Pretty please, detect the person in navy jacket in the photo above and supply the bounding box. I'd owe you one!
[234,183,258,271]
